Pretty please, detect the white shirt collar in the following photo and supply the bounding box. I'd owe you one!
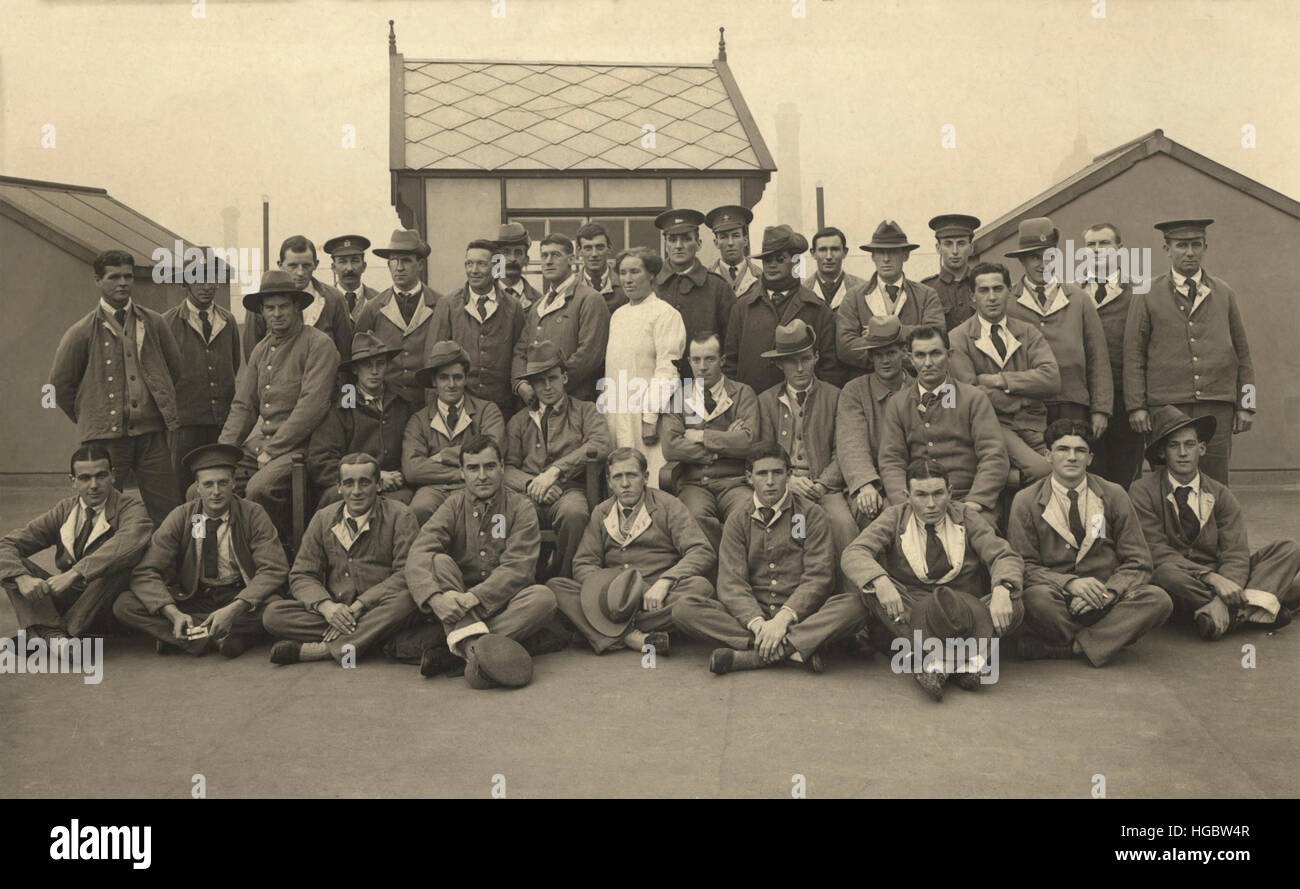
[438,396,466,416]
[977,313,1008,337]
[751,490,791,525]
[100,298,134,319]
[1050,475,1088,499]
[1171,267,1204,288]
[785,382,811,403]
[543,273,575,301]
[1167,471,1201,495]
[342,506,372,526]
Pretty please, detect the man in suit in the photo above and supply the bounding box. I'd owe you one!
[220,270,340,536]
[660,330,759,552]
[836,219,946,374]
[725,225,843,392]
[396,434,560,687]
[307,331,412,511]
[353,229,444,411]
[549,447,716,655]
[1008,419,1172,666]
[429,239,524,423]
[511,234,610,404]
[921,214,980,330]
[706,205,761,301]
[323,234,381,323]
[162,252,242,495]
[654,208,735,378]
[263,453,420,665]
[576,222,626,315]
[245,235,354,364]
[877,325,1009,516]
[755,320,859,562]
[505,341,613,579]
[1080,222,1143,487]
[948,262,1059,484]
[674,442,865,674]
[403,341,506,523]
[1130,406,1299,639]
[0,445,153,640]
[49,249,183,527]
[1005,217,1112,435]
[1124,218,1255,486]
[836,316,909,526]
[842,458,1023,700]
[805,226,868,313]
[113,443,289,658]
[494,222,542,311]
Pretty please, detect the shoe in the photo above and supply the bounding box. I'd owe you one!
[642,631,671,657]
[419,645,461,678]
[1193,610,1222,641]
[155,639,181,656]
[709,647,768,674]
[708,648,736,675]
[269,640,302,665]
[216,634,249,659]
[1270,608,1294,631]
[914,670,945,702]
[519,623,573,657]
[954,670,982,691]
[802,650,826,674]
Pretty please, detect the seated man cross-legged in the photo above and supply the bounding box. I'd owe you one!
[263,453,421,665]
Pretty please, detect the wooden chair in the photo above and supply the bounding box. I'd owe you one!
[290,454,310,554]
[658,460,687,495]
[537,448,605,578]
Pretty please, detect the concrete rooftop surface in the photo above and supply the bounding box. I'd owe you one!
[2,475,1297,799]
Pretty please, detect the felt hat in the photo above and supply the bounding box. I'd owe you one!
[414,340,473,388]
[495,222,532,246]
[242,269,313,314]
[928,214,981,239]
[322,234,371,257]
[1144,405,1217,466]
[340,330,402,369]
[760,318,818,359]
[182,443,244,474]
[654,208,706,235]
[1004,217,1060,258]
[925,585,994,641]
[752,224,809,260]
[860,219,919,252]
[373,228,431,259]
[862,315,904,350]
[516,340,566,380]
[580,567,645,638]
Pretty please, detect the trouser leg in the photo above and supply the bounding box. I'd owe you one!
[671,593,754,650]
[1003,427,1050,483]
[241,451,297,538]
[678,484,723,554]
[545,489,589,580]
[1092,392,1144,487]
[409,486,453,526]
[1152,561,1215,620]
[786,592,871,658]
[484,583,557,642]
[132,431,182,528]
[1046,403,1089,425]
[630,575,712,634]
[1244,539,1300,605]
[60,568,133,637]
[1074,583,1172,666]
[2,561,62,632]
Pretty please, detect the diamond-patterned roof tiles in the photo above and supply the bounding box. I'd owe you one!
[400,60,769,172]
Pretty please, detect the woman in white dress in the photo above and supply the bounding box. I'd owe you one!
[600,248,686,488]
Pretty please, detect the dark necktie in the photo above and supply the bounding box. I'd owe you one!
[728,264,738,282]
[202,517,223,579]
[396,291,417,325]
[540,406,552,452]
[1174,486,1201,543]
[620,505,636,535]
[795,389,807,407]
[1185,279,1198,304]
[1067,489,1086,547]
[346,516,360,539]
[920,389,938,411]
[1094,282,1107,305]
[199,308,212,342]
[885,284,899,307]
[703,387,718,416]
[445,403,460,433]
[989,322,1008,360]
[114,308,127,330]
[758,506,775,526]
[73,507,97,559]
[924,523,953,580]
[477,294,491,320]
[1034,283,1048,309]
[345,291,357,313]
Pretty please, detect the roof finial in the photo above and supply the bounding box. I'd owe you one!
[717,26,727,61]
[388,19,397,54]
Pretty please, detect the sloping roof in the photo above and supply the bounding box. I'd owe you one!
[973,129,1300,253]
[395,58,776,173]
[0,175,192,270]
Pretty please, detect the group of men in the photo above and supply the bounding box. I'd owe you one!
[5,206,1294,696]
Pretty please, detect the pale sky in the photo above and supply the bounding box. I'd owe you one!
[4,0,1298,308]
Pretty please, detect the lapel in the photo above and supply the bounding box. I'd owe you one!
[863,275,911,318]
[603,496,653,548]
[379,285,434,336]
[688,377,734,423]
[972,317,1023,367]
[181,300,228,342]
[461,284,503,324]
[329,501,376,552]
[99,303,148,353]
[898,505,965,584]
[535,278,575,320]
[1014,280,1068,317]
[429,398,474,440]
[303,280,333,328]
[1038,477,1105,561]
[1162,473,1215,537]
[59,492,115,557]
[1168,272,1211,318]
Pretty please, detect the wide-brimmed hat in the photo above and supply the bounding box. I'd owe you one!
[1005,217,1060,258]
[580,567,645,638]
[860,219,919,252]
[760,319,818,359]
[340,330,402,370]
[862,315,904,350]
[465,634,534,688]
[242,269,314,313]
[654,208,705,235]
[928,214,981,240]
[414,340,473,388]
[925,585,994,641]
[183,442,244,474]
[1145,405,1217,466]
[495,222,531,246]
[705,204,753,233]
[752,224,809,260]
[322,234,371,257]
[1154,218,1214,240]
[373,228,431,259]
[516,340,566,380]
